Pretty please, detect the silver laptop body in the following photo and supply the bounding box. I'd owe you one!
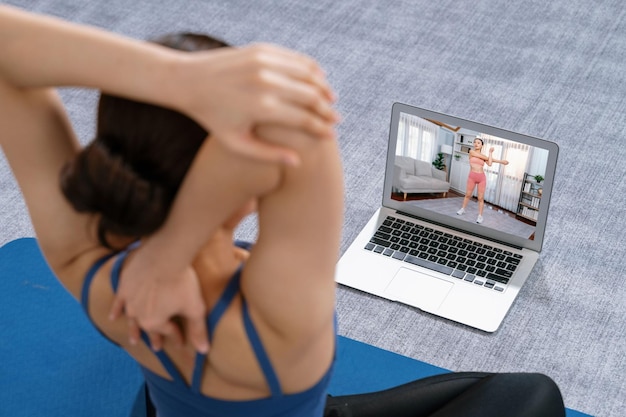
[336,103,559,332]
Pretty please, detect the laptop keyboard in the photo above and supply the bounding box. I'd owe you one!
[364,216,523,292]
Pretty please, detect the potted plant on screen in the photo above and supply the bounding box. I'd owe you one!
[533,174,544,195]
[432,152,446,171]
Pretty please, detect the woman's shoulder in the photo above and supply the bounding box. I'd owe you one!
[49,242,111,299]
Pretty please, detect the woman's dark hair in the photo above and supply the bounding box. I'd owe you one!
[475,137,484,145]
[60,33,229,248]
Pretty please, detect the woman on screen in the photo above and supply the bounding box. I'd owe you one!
[456,138,508,224]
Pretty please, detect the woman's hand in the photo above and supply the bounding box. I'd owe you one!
[110,199,258,352]
[1,6,339,165]
[169,43,340,166]
[110,255,209,353]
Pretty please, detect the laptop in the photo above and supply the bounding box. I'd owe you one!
[336,103,559,332]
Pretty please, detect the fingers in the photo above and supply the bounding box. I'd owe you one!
[224,130,302,166]
[111,295,142,346]
[148,332,164,351]
[147,322,183,351]
[248,43,329,85]
[238,76,338,141]
[228,114,335,166]
[127,317,141,346]
[242,44,340,135]
[260,69,339,126]
[127,319,183,351]
[260,98,338,141]
[108,294,125,321]
[187,316,210,354]
[235,43,334,102]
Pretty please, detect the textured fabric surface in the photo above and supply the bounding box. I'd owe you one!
[1,1,625,416]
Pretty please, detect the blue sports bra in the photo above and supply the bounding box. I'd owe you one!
[80,241,335,417]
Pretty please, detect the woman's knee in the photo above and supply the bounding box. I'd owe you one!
[528,373,564,403]
[496,373,565,417]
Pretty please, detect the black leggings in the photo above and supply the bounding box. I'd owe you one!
[324,372,565,417]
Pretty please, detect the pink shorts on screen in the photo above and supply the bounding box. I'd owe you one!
[467,171,487,194]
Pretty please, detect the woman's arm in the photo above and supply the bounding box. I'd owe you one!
[471,148,508,166]
[0,5,338,163]
[488,149,509,165]
[243,125,343,340]
[470,150,488,161]
[0,72,87,266]
[0,5,339,352]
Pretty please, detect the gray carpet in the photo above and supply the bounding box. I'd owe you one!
[2,1,625,416]
[409,197,536,239]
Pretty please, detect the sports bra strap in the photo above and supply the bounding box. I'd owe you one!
[139,333,189,389]
[192,258,285,396]
[190,352,206,393]
[109,241,140,291]
[206,268,242,340]
[190,266,243,392]
[242,299,283,397]
[80,252,118,345]
[81,252,116,312]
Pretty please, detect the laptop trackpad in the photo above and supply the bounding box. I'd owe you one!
[384,267,453,312]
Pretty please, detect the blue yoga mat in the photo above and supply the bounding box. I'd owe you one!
[0,238,144,416]
[0,238,591,416]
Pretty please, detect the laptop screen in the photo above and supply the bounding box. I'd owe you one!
[383,104,559,252]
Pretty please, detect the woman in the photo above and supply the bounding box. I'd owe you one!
[456,138,508,224]
[2,17,343,416]
[0,5,339,354]
[70,71,341,417]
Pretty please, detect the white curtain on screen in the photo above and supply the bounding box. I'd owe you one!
[396,113,438,162]
[481,134,530,212]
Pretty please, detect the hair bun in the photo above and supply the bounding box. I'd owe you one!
[59,33,222,248]
[60,139,170,247]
